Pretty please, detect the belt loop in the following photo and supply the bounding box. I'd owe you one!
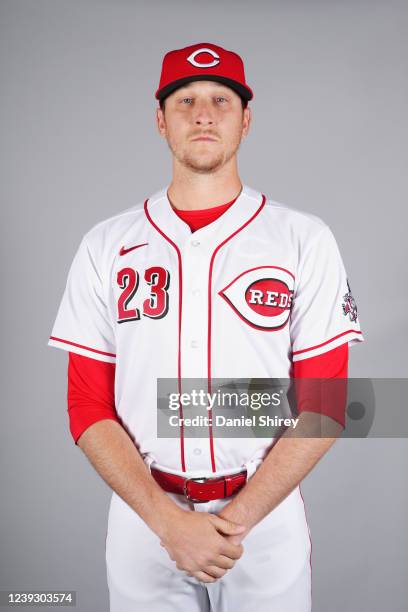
[243,457,262,480]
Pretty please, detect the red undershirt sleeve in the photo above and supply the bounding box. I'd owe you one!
[67,351,121,445]
[292,343,349,428]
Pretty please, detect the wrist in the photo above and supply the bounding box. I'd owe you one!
[148,499,185,540]
[219,500,252,533]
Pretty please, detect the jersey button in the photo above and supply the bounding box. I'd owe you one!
[190,340,199,349]
[192,289,201,297]
[191,240,200,247]
[193,448,202,456]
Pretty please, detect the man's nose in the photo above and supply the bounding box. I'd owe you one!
[193,101,214,125]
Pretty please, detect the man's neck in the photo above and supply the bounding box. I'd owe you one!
[167,160,243,211]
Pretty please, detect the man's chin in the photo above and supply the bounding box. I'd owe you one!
[182,155,225,174]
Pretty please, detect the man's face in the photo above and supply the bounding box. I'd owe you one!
[156,80,251,174]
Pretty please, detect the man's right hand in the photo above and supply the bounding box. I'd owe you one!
[158,509,246,583]
[76,420,245,583]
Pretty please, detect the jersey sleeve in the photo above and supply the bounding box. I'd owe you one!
[290,224,364,361]
[47,236,116,363]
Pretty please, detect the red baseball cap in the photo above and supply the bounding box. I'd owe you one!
[155,42,253,105]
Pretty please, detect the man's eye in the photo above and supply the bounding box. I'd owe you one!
[181,98,193,104]
[216,97,227,103]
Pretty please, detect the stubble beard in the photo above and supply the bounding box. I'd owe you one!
[168,136,242,175]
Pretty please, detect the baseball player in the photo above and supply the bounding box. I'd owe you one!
[48,42,364,611]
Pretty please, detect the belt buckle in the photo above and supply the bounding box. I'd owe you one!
[183,476,215,503]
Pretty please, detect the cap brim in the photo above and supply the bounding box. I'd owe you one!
[155,75,253,103]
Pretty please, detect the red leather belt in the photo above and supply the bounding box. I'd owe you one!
[151,466,247,503]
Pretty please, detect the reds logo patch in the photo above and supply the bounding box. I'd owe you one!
[186,47,220,68]
[342,279,358,322]
[219,266,295,331]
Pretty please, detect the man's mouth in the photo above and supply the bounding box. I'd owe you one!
[191,135,218,141]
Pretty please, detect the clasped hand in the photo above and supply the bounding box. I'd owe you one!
[159,509,247,583]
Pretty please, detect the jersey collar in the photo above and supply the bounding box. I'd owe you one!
[144,184,266,249]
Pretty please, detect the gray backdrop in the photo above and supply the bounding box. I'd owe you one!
[1,0,407,610]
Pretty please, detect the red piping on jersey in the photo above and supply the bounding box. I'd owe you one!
[49,336,116,358]
[293,329,363,356]
[144,198,186,473]
[299,484,313,606]
[207,194,267,472]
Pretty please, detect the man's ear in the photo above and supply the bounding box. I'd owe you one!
[156,107,166,137]
[242,106,252,138]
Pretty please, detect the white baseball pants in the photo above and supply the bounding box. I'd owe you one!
[105,461,312,612]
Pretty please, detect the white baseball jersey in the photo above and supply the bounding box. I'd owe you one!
[48,183,364,611]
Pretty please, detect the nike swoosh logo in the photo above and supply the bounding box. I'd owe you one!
[119,243,148,256]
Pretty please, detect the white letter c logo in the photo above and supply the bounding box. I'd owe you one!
[187,48,220,68]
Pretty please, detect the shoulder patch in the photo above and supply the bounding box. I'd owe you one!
[342,279,358,322]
